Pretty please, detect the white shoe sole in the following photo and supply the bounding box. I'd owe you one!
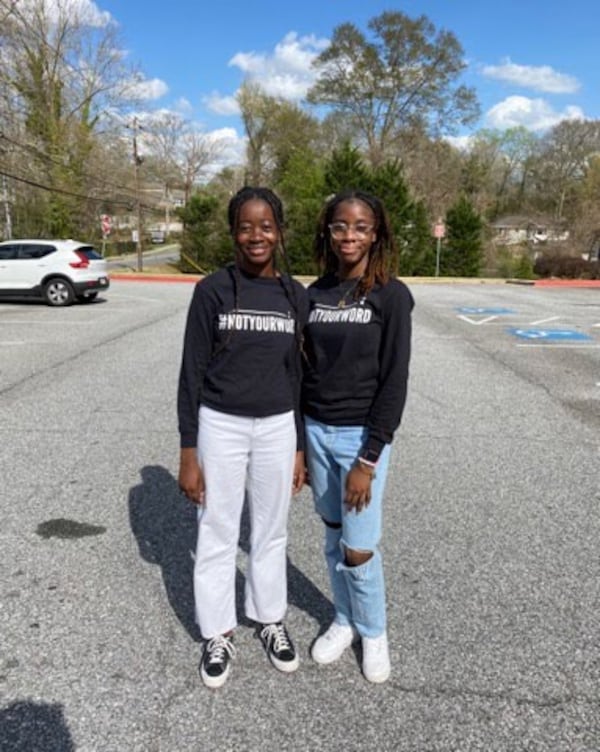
[363,665,391,683]
[201,663,231,689]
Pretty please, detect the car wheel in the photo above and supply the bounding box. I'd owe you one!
[44,278,75,306]
[77,292,98,303]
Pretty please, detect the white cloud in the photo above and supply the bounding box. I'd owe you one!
[204,93,240,116]
[200,127,246,176]
[124,77,169,101]
[228,31,329,101]
[20,0,113,27]
[482,59,580,94]
[485,96,585,131]
[445,135,474,151]
[174,97,193,115]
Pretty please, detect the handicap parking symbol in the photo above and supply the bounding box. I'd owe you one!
[507,327,593,341]
[457,307,514,315]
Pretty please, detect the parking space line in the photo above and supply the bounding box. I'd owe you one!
[516,343,600,348]
[529,316,560,326]
[0,319,92,325]
[457,314,498,325]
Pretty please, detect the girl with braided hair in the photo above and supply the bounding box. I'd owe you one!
[302,189,414,683]
[177,186,308,688]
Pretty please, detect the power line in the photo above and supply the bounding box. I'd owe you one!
[0,168,157,211]
[0,131,137,198]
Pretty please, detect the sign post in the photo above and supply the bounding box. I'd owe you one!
[100,214,112,256]
[433,218,446,277]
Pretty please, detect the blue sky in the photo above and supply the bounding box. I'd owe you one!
[95,0,598,164]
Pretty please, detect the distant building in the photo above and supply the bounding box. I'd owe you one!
[489,215,569,246]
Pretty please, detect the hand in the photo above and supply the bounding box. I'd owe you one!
[178,447,206,505]
[344,465,372,513]
[292,451,306,495]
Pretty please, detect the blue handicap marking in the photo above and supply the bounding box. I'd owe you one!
[507,327,593,341]
[457,307,515,315]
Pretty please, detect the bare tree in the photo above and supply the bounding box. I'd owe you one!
[143,112,228,203]
[530,119,600,220]
[0,0,140,235]
[307,11,479,167]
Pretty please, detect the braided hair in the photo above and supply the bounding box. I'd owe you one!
[217,186,304,356]
[313,189,393,299]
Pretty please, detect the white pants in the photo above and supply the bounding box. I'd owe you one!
[194,405,296,638]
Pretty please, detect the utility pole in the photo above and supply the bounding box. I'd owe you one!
[130,117,144,272]
[433,218,446,278]
[0,139,12,240]
[1,172,11,240]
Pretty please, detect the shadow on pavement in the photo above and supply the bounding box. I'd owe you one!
[0,700,75,752]
[129,465,332,641]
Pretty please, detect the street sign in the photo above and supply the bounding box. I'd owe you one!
[101,214,112,236]
[433,221,445,239]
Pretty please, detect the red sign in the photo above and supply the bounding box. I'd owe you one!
[433,221,445,239]
[101,214,112,236]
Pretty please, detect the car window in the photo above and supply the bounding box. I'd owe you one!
[0,245,18,260]
[18,244,56,259]
[76,245,103,260]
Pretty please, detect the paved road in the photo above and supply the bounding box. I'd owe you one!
[105,244,180,271]
[0,280,599,751]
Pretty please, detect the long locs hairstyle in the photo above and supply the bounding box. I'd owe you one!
[314,189,394,299]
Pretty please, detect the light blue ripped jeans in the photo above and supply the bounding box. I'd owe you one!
[304,416,391,638]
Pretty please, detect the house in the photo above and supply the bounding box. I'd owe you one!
[489,215,569,246]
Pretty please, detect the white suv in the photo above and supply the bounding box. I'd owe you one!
[0,239,110,306]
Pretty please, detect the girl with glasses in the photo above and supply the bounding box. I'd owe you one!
[302,188,414,683]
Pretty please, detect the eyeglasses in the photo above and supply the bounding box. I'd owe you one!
[328,222,374,239]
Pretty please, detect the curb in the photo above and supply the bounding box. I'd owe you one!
[110,272,200,283]
[108,273,600,288]
[533,279,600,288]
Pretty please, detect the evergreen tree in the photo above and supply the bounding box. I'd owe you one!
[404,200,435,276]
[177,191,231,273]
[277,151,325,275]
[323,142,371,195]
[369,160,413,275]
[442,195,483,276]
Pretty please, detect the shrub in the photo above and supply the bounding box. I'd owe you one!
[533,255,600,279]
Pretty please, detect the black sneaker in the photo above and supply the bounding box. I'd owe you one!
[259,622,300,673]
[200,634,235,688]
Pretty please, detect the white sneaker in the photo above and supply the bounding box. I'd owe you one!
[362,632,391,683]
[311,621,358,664]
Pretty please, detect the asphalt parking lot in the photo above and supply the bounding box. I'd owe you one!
[0,279,599,751]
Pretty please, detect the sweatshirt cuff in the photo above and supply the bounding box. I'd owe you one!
[361,436,386,464]
[180,433,197,449]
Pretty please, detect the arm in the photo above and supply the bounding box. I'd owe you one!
[177,281,216,503]
[177,281,216,448]
[362,281,414,462]
[178,446,206,505]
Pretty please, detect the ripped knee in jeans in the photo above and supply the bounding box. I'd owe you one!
[343,546,373,567]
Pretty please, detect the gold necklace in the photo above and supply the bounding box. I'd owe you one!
[337,276,363,308]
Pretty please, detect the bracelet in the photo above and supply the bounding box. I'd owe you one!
[355,459,376,479]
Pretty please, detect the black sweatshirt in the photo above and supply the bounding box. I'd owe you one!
[178,265,308,449]
[302,273,414,462]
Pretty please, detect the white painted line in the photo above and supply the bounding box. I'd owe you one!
[529,315,560,326]
[0,341,26,345]
[457,314,498,326]
[0,319,91,325]
[516,343,600,349]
